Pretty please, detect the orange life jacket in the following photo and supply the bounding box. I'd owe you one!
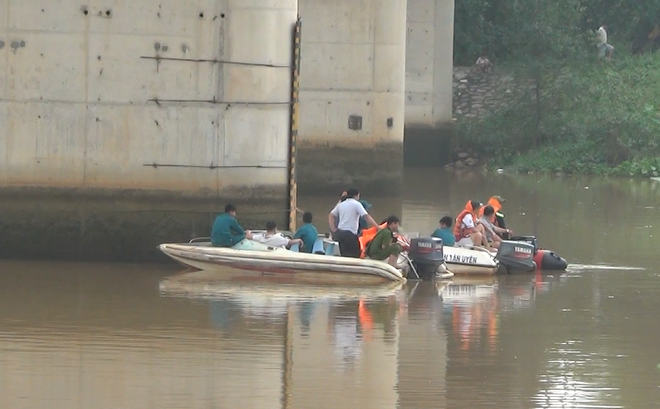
[478,196,502,216]
[453,201,478,240]
[487,196,502,213]
[477,196,503,228]
[358,222,388,258]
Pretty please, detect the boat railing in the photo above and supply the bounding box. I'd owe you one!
[189,237,211,243]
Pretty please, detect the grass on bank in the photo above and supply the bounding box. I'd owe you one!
[455,52,660,177]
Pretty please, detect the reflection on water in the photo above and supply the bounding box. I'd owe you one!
[1,260,660,408]
[2,171,660,408]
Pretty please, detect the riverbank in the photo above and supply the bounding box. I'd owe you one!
[452,53,660,178]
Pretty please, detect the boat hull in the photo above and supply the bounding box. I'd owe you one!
[442,246,499,275]
[159,271,406,299]
[159,243,406,285]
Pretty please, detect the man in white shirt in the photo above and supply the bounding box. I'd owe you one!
[252,221,302,250]
[597,25,614,61]
[328,188,380,258]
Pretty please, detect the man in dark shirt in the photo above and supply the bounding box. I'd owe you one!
[211,204,253,247]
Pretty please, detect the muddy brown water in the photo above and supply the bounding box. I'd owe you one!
[1,169,659,408]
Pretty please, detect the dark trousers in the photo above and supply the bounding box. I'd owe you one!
[333,229,361,258]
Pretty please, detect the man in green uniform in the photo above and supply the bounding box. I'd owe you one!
[366,215,402,266]
[211,204,253,247]
[293,212,319,253]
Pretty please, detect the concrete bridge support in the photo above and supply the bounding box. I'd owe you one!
[297,0,408,195]
[0,0,296,204]
[0,0,298,260]
[404,0,455,167]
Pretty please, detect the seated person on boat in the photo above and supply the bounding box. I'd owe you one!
[252,221,303,249]
[453,200,489,248]
[479,205,505,249]
[432,216,456,246]
[293,212,319,253]
[211,204,253,247]
[328,188,381,258]
[365,216,403,268]
[481,195,512,239]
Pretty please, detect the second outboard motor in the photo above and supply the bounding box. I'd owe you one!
[495,240,537,273]
[408,237,444,280]
[509,235,539,254]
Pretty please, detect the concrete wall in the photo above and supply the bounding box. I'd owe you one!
[297,0,407,194]
[0,0,296,202]
[404,0,455,167]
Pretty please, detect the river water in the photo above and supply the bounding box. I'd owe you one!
[1,169,660,409]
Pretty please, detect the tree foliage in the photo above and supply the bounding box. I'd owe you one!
[453,0,660,176]
[454,0,660,65]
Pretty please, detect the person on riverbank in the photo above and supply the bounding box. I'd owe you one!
[252,221,302,249]
[597,24,614,61]
[329,188,381,258]
[475,52,493,73]
[211,204,253,247]
[293,212,319,253]
[432,216,455,246]
[366,216,402,267]
[454,200,488,248]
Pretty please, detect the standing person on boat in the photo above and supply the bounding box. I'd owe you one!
[293,212,318,253]
[365,216,402,267]
[432,216,456,246]
[328,188,381,258]
[357,199,373,236]
[211,204,253,247]
[252,221,303,249]
[454,200,488,248]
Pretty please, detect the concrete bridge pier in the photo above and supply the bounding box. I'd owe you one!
[404,0,455,167]
[297,0,408,195]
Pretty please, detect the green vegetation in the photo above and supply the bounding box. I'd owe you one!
[453,0,660,177]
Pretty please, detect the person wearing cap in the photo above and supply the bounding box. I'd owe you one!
[453,200,489,248]
[328,188,381,257]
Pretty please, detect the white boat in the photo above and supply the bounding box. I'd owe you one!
[158,230,459,285]
[158,239,406,285]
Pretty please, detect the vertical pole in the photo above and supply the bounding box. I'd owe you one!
[288,17,302,232]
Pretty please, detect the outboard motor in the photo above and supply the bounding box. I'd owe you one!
[509,235,539,254]
[534,250,569,270]
[408,237,444,280]
[510,235,568,270]
[495,240,537,273]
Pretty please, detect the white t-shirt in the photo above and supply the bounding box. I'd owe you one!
[252,232,290,248]
[461,213,476,229]
[330,198,368,235]
[597,26,607,45]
